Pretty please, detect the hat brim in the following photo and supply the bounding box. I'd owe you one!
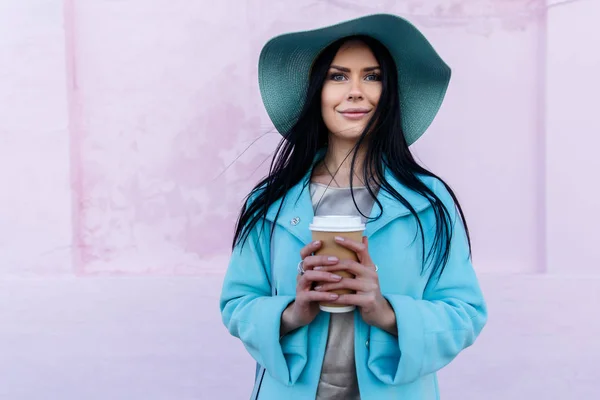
[258,13,451,146]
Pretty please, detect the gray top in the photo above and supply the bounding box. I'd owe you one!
[309,182,377,400]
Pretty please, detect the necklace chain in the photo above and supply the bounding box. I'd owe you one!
[322,161,367,187]
[313,160,370,214]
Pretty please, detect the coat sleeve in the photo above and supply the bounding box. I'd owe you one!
[219,218,309,386]
[366,179,488,385]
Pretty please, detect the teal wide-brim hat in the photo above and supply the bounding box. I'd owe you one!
[258,13,451,146]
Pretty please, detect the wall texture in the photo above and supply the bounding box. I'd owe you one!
[0,0,598,399]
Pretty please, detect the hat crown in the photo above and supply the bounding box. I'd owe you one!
[258,13,450,145]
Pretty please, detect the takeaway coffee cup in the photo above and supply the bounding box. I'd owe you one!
[309,215,365,313]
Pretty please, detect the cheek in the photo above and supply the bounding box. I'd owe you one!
[366,86,382,105]
[321,85,341,109]
[321,104,337,132]
[321,87,341,125]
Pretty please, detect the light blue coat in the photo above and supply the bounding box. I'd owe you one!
[220,160,487,399]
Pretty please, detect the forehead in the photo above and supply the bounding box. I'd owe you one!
[331,40,378,66]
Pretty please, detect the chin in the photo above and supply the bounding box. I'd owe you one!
[332,126,365,140]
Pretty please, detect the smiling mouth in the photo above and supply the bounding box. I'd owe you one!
[339,110,372,120]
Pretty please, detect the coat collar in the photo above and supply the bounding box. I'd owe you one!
[265,150,432,244]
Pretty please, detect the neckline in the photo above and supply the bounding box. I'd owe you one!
[310,181,367,190]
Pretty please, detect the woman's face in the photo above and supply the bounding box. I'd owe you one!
[321,40,382,141]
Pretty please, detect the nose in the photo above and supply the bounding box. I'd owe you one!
[347,81,364,102]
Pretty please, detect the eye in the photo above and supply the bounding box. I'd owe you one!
[365,73,381,81]
[329,73,347,82]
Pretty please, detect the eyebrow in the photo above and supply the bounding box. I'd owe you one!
[330,65,381,72]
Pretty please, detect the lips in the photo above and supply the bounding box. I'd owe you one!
[338,108,372,120]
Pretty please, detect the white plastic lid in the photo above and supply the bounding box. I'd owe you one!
[320,305,356,313]
[309,215,365,232]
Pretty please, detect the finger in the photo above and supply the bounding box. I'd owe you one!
[298,270,343,289]
[300,240,323,259]
[334,235,374,265]
[333,235,366,252]
[315,263,377,276]
[315,259,375,277]
[298,290,339,304]
[332,293,377,308]
[302,254,339,271]
[314,278,377,293]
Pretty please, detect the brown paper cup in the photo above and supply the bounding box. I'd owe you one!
[309,216,365,313]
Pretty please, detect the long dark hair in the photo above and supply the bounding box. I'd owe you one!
[232,35,471,280]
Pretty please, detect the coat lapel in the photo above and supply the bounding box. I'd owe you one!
[364,167,432,238]
[265,172,316,245]
[265,152,432,244]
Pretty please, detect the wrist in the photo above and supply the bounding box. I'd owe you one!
[376,298,398,336]
[280,302,301,337]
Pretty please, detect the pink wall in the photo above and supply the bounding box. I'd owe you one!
[545,0,600,273]
[0,0,72,275]
[1,0,598,399]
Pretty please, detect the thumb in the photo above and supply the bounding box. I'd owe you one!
[360,236,373,263]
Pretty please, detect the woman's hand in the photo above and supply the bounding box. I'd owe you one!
[280,240,343,336]
[313,236,397,335]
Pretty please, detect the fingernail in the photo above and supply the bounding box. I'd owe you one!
[314,266,323,270]
[314,286,322,291]
[328,257,338,262]
[335,236,344,241]
[313,240,321,246]
[329,294,339,299]
[332,274,342,281]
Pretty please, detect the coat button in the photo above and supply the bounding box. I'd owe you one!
[290,217,300,226]
[365,340,369,348]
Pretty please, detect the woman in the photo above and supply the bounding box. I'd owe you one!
[220,14,487,400]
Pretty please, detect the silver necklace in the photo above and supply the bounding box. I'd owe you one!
[312,161,368,214]
[322,160,368,187]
